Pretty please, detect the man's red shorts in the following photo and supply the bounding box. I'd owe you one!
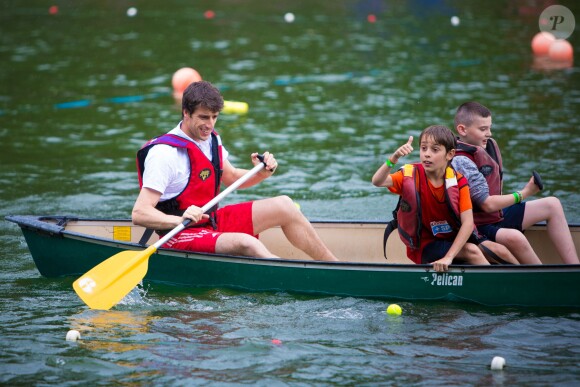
[162,201,256,253]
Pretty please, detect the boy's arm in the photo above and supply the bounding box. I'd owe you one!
[371,163,395,188]
[478,176,541,212]
[431,209,475,272]
[372,136,414,188]
[452,156,540,212]
[451,156,489,206]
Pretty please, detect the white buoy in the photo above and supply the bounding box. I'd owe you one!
[451,16,460,26]
[284,12,295,23]
[127,7,138,17]
[490,356,505,370]
[66,329,81,341]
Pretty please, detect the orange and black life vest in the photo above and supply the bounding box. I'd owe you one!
[384,163,468,264]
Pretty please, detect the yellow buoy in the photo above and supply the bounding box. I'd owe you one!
[223,100,249,115]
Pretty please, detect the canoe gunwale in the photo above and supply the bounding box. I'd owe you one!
[6,214,580,274]
[7,215,67,235]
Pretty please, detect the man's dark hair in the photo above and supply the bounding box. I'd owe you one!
[454,101,492,128]
[182,81,224,118]
[419,125,457,153]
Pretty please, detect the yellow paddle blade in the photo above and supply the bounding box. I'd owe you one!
[73,246,156,310]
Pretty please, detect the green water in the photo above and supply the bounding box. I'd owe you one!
[1,0,579,385]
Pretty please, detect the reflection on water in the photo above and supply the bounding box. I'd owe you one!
[69,310,159,353]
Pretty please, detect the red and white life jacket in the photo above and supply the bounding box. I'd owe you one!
[136,132,223,230]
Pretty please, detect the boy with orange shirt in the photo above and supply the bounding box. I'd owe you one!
[372,125,489,272]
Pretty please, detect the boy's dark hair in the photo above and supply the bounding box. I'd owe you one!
[419,125,457,153]
[454,101,492,128]
[182,81,224,117]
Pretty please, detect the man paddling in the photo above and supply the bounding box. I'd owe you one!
[132,81,338,261]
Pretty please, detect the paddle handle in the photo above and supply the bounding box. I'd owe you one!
[152,156,267,249]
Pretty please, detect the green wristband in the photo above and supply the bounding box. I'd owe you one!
[512,192,520,204]
[385,158,396,168]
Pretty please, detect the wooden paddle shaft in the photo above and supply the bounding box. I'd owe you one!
[153,160,267,249]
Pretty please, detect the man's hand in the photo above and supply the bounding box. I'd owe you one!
[183,205,209,224]
[253,151,278,175]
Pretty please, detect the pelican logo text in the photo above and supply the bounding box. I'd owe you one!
[431,273,463,287]
[199,169,211,181]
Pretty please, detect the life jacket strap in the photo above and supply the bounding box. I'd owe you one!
[479,243,514,265]
[138,229,155,246]
[383,197,402,260]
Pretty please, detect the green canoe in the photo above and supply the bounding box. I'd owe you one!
[6,215,580,308]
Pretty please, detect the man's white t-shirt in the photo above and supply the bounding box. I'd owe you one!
[142,123,228,201]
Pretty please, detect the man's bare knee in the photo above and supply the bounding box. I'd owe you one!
[274,195,298,216]
[233,237,262,256]
[258,195,299,221]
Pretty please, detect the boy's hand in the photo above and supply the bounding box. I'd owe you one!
[432,256,453,272]
[521,176,540,199]
[390,136,414,163]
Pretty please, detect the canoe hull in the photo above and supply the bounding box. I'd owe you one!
[9,215,580,308]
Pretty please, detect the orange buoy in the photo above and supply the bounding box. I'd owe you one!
[531,32,555,56]
[548,39,573,62]
[171,67,202,97]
